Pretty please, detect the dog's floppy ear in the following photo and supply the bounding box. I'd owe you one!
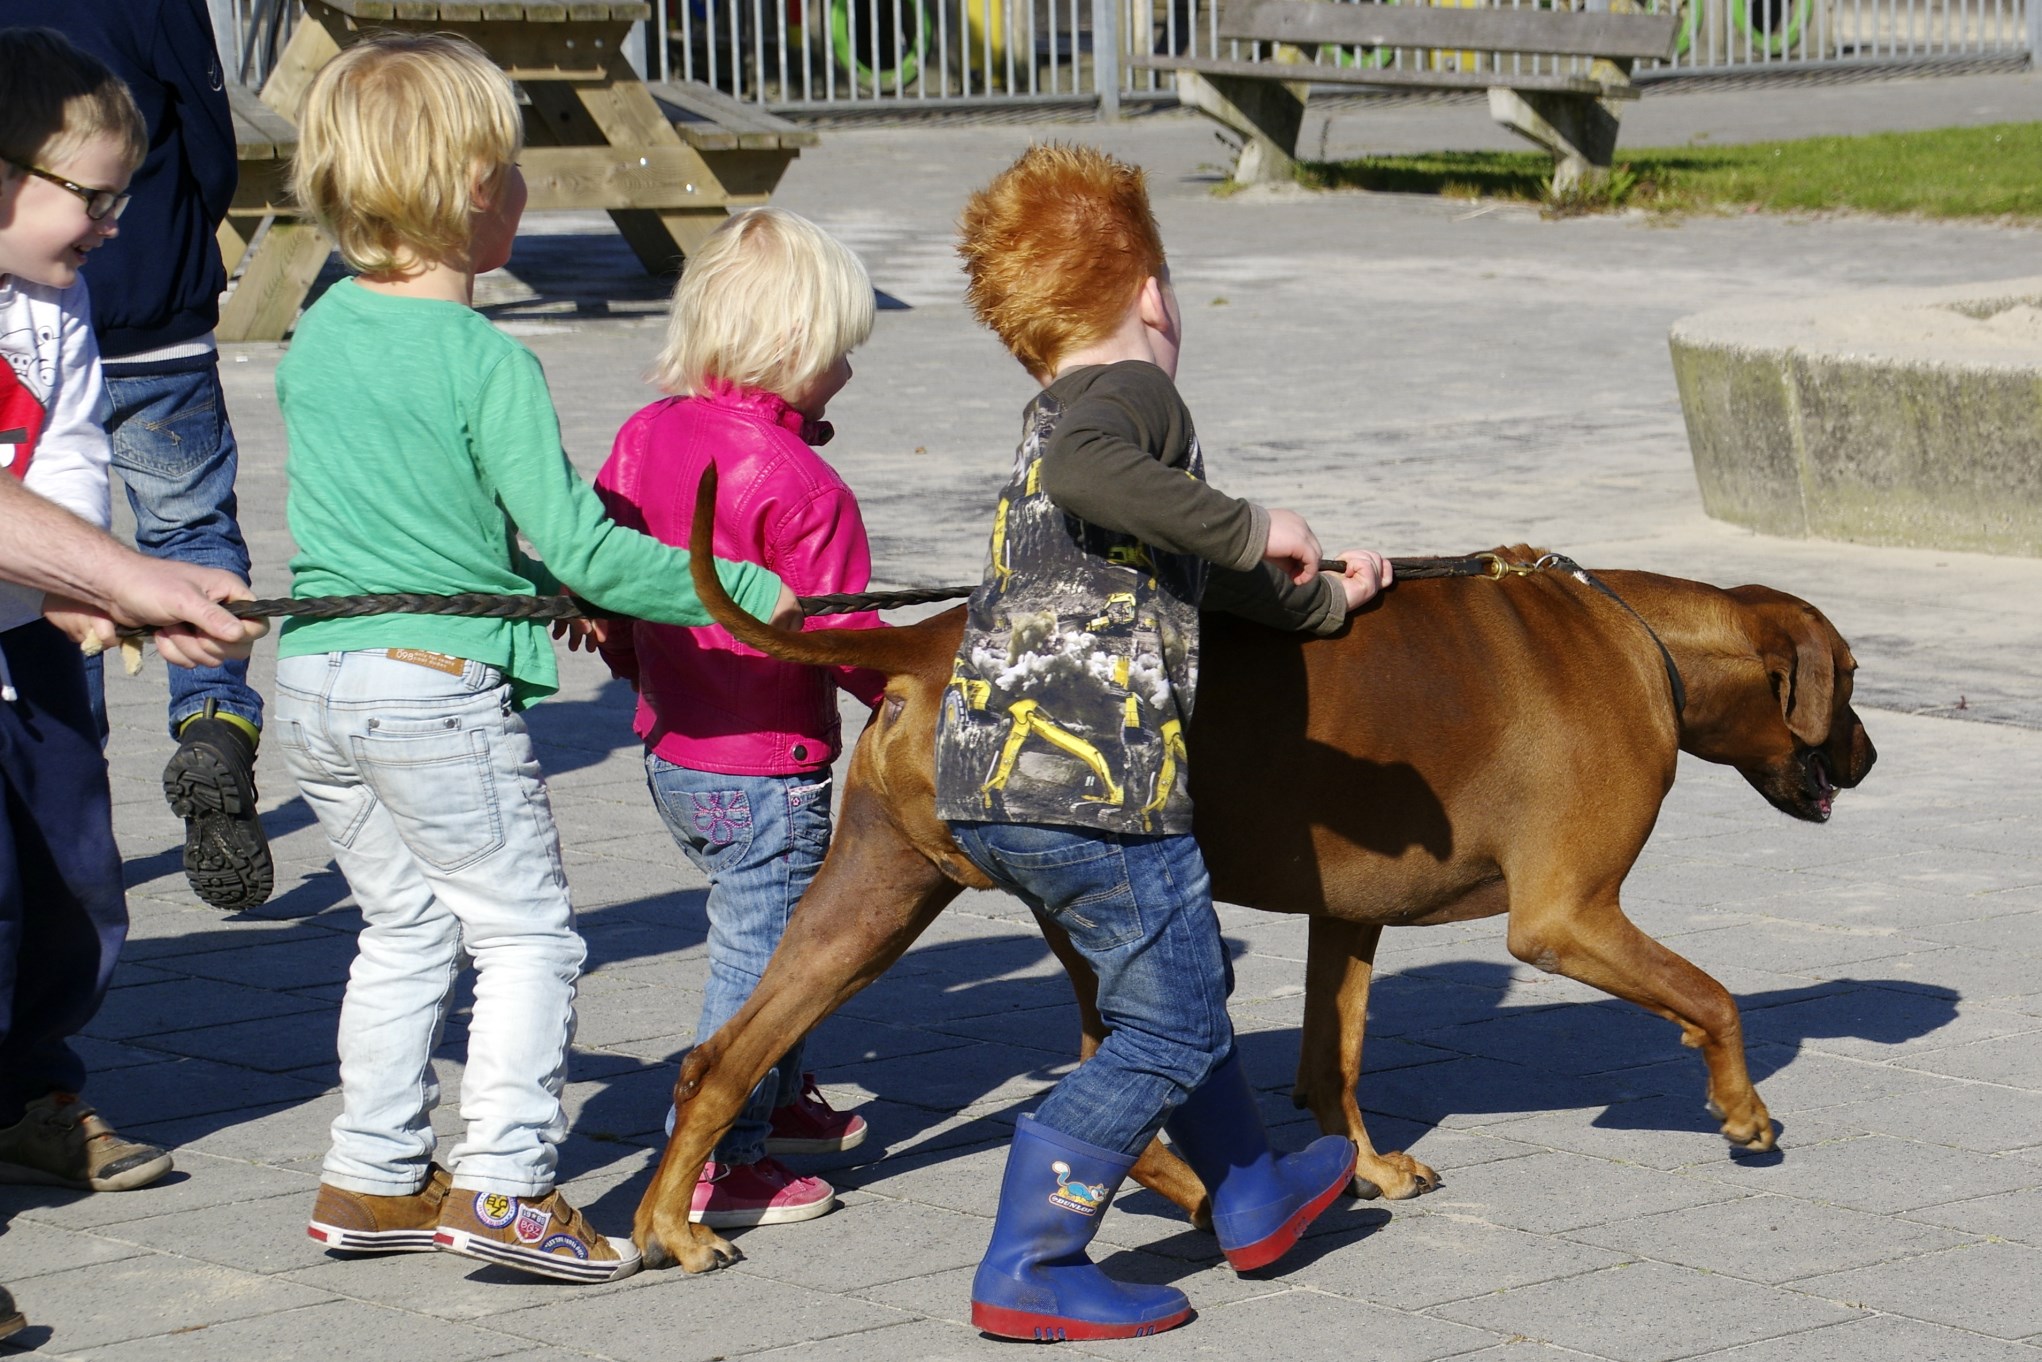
[1764,608,1836,748]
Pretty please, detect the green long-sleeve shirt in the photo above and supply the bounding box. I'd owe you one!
[275,280,782,707]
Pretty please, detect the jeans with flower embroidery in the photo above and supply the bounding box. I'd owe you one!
[646,754,834,1164]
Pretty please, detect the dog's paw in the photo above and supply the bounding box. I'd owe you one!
[1352,1151,1439,1201]
[1708,1097,1777,1152]
[637,1222,743,1273]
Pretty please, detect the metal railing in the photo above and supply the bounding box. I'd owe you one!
[212,0,2030,112]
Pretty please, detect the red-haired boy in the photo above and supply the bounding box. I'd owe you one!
[935,143,1393,1341]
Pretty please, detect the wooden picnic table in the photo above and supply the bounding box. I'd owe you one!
[221,0,816,341]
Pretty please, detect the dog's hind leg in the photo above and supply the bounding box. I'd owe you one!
[1505,884,1774,1152]
[1296,916,1441,1199]
[633,796,963,1273]
[1035,913,1216,1229]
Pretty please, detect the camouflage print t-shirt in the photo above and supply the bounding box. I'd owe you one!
[933,361,1268,835]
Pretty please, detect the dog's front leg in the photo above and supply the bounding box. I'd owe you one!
[1297,916,1440,1199]
[1506,888,1775,1152]
[634,796,962,1271]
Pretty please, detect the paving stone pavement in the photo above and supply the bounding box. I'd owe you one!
[5,72,2041,1362]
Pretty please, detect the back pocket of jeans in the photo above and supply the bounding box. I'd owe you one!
[352,724,505,873]
[673,788,755,875]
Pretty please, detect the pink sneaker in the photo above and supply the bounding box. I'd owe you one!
[765,1073,869,1155]
[689,1157,836,1228]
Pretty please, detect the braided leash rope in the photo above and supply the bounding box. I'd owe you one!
[205,555,1518,628]
[113,552,1684,715]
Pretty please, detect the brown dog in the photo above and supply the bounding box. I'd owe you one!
[630,497,1875,1272]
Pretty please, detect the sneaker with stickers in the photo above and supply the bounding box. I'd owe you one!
[764,1073,869,1156]
[434,1187,640,1283]
[307,1164,453,1253]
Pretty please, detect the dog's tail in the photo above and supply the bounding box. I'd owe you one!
[688,465,963,675]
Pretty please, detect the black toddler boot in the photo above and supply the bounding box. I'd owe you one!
[163,701,274,910]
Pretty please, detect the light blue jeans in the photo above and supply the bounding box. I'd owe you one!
[103,362,262,736]
[945,822,1234,1156]
[647,756,833,1165]
[275,652,584,1197]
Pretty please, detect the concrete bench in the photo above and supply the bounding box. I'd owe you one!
[1672,277,2042,558]
[1134,0,1680,191]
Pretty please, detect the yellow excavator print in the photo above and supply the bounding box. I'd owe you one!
[979,698,1123,809]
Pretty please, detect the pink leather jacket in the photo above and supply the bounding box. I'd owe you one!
[594,382,886,776]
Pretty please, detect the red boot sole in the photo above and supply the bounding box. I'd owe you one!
[971,1301,1192,1341]
[1221,1154,1357,1272]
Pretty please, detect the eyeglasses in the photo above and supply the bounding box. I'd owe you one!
[3,158,130,222]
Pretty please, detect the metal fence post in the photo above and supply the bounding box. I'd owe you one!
[2029,0,2040,66]
[1094,0,1123,119]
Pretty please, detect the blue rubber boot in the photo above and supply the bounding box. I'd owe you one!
[970,1116,1193,1342]
[1164,1050,1357,1272]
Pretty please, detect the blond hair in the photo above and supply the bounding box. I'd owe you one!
[290,33,522,276]
[652,208,874,399]
[0,28,146,177]
[957,143,1166,380]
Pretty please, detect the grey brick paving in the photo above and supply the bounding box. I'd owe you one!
[4,70,2042,1361]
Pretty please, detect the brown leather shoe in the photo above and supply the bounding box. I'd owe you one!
[0,1093,172,1192]
[307,1163,453,1253]
[0,1282,24,1341]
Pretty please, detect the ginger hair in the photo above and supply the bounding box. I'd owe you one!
[956,143,1166,380]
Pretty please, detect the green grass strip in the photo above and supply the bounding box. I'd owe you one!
[1298,121,2041,217]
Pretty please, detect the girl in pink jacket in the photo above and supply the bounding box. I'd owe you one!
[595,208,884,1229]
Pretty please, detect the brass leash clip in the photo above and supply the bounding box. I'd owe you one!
[1479,553,1540,581]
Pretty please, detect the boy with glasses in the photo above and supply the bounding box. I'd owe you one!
[0,24,180,1201]
[22,1,275,912]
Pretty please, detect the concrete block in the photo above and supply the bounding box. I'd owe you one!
[1671,278,2042,556]
[1300,1209,1630,1310]
[1684,1133,2042,1215]
[1795,1240,2042,1340]
[1711,1316,2042,1362]
[1904,1185,2042,1245]
[1434,1259,1862,1359]
[1573,1193,1975,1284]
[1418,1149,1738,1236]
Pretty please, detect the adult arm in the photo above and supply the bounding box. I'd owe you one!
[0,478,261,666]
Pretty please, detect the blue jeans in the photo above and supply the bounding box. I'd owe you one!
[275,652,584,1197]
[102,361,261,736]
[946,822,1233,1156]
[0,623,128,1123]
[647,756,833,1165]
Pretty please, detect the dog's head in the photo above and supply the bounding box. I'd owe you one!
[1710,585,1877,822]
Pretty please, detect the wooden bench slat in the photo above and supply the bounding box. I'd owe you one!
[229,84,299,157]
[646,80,821,148]
[1135,53,1625,95]
[1216,1,1682,61]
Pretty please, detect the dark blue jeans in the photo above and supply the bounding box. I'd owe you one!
[0,622,129,1123]
[946,822,1234,1156]
[96,360,261,737]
